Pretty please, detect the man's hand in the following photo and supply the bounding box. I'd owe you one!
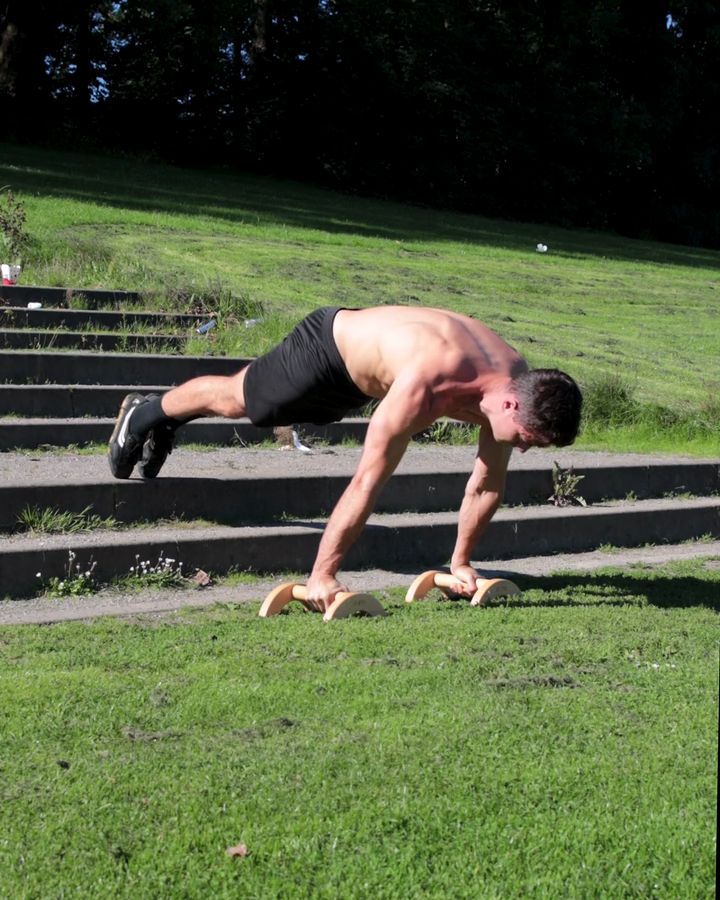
[304,573,349,612]
[449,564,481,597]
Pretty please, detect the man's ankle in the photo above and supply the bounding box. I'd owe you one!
[129,395,171,438]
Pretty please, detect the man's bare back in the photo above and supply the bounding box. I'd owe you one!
[334,306,528,424]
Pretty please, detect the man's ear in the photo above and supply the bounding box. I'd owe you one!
[502,396,519,413]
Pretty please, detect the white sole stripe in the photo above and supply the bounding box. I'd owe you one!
[117,402,139,448]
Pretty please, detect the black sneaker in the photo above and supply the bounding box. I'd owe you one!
[108,392,149,479]
[138,422,175,479]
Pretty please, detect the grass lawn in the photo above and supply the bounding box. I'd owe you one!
[1,560,717,898]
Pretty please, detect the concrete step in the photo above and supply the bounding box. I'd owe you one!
[1,450,716,528]
[0,349,250,385]
[3,496,719,599]
[0,285,143,308]
[0,416,369,450]
[0,385,171,417]
[0,329,187,353]
[1,306,205,330]
[1,385,275,418]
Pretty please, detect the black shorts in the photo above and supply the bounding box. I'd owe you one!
[244,307,371,427]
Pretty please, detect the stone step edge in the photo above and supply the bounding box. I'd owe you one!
[2,497,718,598]
[0,418,370,450]
[0,349,253,385]
[0,328,187,339]
[1,464,718,533]
[1,285,143,302]
[0,348,250,363]
[1,306,205,324]
[0,331,187,350]
[0,384,176,392]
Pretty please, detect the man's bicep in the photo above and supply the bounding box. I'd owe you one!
[367,374,434,443]
[355,379,432,482]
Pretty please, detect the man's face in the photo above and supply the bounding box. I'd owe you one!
[491,397,550,452]
[512,428,546,453]
[496,415,549,453]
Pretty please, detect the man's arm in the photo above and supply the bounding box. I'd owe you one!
[450,427,512,594]
[306,373,435,609]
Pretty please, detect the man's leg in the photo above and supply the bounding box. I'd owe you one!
[158,370,249,419]
[108,369,248,479]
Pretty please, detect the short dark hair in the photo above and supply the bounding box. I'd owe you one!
[511,369,582,447]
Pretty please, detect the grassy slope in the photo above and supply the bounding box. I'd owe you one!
[2,142,719,411]
[0,561,717,897]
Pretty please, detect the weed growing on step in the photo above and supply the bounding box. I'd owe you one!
[65,290,91,310]
[118,553,187,590]
[40,551,98,598]
[10,443,107,456]
[217,567,304,587]
[18,504,117,534]
[549,461,587,507]
[683,533,716,544]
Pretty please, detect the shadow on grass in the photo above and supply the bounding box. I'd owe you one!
[2,141,718,268]
[485,568,720,612]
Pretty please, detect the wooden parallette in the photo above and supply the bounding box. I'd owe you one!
[405,570,521,606]
[259,582,386,621]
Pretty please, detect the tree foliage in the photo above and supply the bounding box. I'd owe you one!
[1,0,718,246]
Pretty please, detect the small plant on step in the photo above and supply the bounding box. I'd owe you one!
[121,552,186,590]
[549,461,587,507]
[18,504,117,534]
[40,551,99,598]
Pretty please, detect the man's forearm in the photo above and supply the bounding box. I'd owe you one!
[308,380,422,587]
[451,490,502,568]
[311,481,378,578]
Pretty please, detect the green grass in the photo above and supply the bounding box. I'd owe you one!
[3,442,110,455]
[17,504,117,534]
[0,559,717,898]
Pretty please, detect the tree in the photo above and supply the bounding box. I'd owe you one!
[0,0,717,245]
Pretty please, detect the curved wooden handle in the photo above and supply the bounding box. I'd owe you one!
[294,585,386,620]
[405,570,475,602]
[470,578,521,606]
[404,570,521,605]
[323,592,387,621]
[291,585,356,604]
[259,582,386,619]
[432,572,472,592]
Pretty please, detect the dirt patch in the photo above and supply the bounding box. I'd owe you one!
[486,674,580,690]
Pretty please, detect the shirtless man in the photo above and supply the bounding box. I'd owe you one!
[108,306,582,609]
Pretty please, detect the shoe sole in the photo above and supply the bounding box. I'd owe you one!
[108,392,145,479]
[138,430,170,479]
[137,394,168,479]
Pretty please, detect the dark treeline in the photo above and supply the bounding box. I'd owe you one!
[1,1,719,247]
